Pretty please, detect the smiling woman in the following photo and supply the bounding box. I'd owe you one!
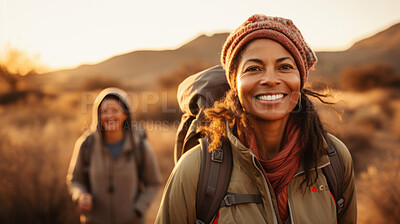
[66,88,162,224]
[156,14,357,224]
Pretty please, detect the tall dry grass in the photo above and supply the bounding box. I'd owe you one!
[358,156,400,224]
[0,95,82,223]
[143,123,177,223]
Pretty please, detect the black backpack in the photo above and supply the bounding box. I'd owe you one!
[175,65,345,224]
[80,127,147,193]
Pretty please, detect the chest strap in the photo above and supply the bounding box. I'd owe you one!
[220,192,263,207]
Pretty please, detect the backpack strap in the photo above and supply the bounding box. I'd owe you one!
[133,126,146,184]
[195,138,263,224]
[322,137,345,217]
[82,134,94,192]
[196,138,233,224]
[220,192,263,207]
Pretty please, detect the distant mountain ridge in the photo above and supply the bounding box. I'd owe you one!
[29,33,229,91]
[313,23,400,79]
[30,23,400,91]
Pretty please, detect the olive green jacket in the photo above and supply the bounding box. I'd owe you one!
[156,129,356,224]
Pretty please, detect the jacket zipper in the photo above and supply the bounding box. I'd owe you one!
[111,159,116,224]
[106,153,116,224]
[287,189,295,224]
[250,153,279,224]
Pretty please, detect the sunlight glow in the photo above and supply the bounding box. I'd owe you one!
[1,0,399,71]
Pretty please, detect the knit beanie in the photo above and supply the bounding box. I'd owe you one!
[221,14,317,89]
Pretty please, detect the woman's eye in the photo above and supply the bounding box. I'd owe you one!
[278,64,294,70]
[244,66,261,73]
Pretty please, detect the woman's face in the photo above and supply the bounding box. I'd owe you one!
[99,99,128,132]
[236,39,301,122]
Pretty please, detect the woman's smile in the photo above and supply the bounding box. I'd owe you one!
[255,93,285,101]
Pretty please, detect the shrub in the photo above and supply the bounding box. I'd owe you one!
[0,90,45,105]
[80,76,124,91]
[339,132,373,173]
[0,65,19,92]
[339,63,400,91]
[392,101,400,139]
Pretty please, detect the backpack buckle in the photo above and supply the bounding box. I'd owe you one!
[211,150,223,163]
[337,198,344,215]
[195,219,205,224]
[223,194,235,206]
[328,149,336,156]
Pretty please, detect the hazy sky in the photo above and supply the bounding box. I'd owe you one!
[1,0,400,71]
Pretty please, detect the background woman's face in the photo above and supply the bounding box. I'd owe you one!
[99,99,128,132]
[236,39,301,122]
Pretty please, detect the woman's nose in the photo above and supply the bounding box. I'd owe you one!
[102,112,114,119]
[259,69,280,86]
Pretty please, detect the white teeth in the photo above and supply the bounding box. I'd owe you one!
[256,94,284,101]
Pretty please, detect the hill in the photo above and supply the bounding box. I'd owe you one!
[27,22,400,91]
[311,23,400,81]
[28,33,229,91]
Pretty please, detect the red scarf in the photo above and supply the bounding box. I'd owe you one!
[240,118,302,223]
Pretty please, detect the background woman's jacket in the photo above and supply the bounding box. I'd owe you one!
[67,88,162,224]
[155,127,356,224]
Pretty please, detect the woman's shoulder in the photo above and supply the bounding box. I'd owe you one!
[174,144,202,177]
[74,131,94,148]
[164,145,202,198]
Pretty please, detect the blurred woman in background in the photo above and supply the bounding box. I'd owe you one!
[156,14,356,223]
[67,87,162,224]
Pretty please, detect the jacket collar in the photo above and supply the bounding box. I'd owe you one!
[225,123,330,176]
[93,127,139,155]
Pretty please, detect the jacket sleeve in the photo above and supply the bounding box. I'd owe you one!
[155,145,201,224]
[329,135,357,224]
[133,139,163,216]
[66,134,90,203]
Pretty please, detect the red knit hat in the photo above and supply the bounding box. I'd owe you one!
[221,14,317,89]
